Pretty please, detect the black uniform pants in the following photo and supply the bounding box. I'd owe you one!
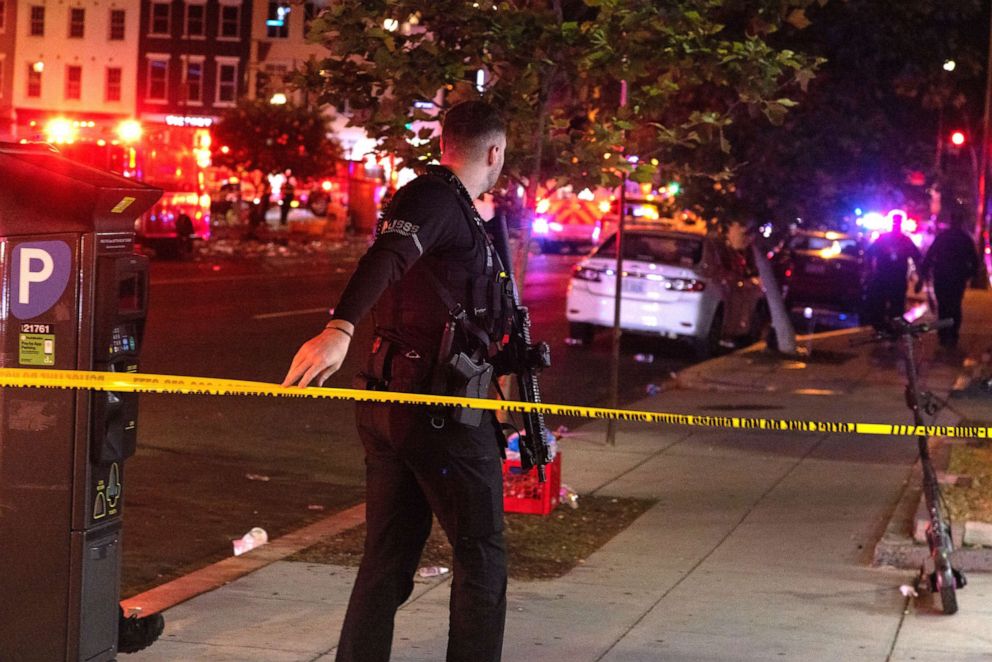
[336,402,506,662]
[934,279,967,346]
[864,279,907,330]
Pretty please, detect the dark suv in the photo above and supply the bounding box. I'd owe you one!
[773,230,866,320]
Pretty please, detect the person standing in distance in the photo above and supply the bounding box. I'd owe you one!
[863,212,922,330]
[918,207,979,348]
[283,101,511,662]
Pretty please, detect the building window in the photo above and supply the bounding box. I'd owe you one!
[26,65,41,97]
[185,3,205,37]
[257,63,287,99]
[184,60,203,103]
[217,62,238,104]
[109,9,125,40]
[266,2,289,39]
[219,4,240,38]
[65,65,82,99]
[29,6,45,36]
[105,67,122,102]
[68,7,85,38]
[147,58,168,101]
[150,2,170,35]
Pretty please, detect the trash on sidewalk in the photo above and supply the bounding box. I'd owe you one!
[232,527,268,556]
[634,353,654,363]
[899,584,919,598]
[307,504,325,511]
[245,473,270,482]
[560,483,579,509]
[564,337,583,346]
[417,566,450,578]
[645,383,662,396]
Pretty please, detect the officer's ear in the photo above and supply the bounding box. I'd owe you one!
[487,142,501,166]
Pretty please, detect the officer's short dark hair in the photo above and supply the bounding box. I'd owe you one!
[441,101,506,158]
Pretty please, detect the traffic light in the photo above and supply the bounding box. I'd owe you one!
[950,130,967,146]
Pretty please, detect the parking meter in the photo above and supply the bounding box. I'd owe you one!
[0,143,161,661]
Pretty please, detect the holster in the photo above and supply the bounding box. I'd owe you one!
[443,352,494,427]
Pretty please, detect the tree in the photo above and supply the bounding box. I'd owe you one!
[211,99,340,179]
[302,0,822,356]
[304,0,819,204]
[719,0,987,228]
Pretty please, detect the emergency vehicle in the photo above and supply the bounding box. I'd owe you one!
[531,187,614,253]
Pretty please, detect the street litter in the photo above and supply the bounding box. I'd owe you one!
[634,353,654,363]
[505,428,559,462]
[560,484,580,509]
[646,383,662,396]
[417,566,450,578]
[232,527,268,556]
[564,337,582,346]
[899,585,918,598]
[245,473,270,482]
[307,504,325,511]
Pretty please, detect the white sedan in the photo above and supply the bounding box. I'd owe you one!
[565,226,768,356]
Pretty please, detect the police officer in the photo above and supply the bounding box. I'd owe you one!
[919,208,979,348]
[283,101,511,662]
[864,213,922,330]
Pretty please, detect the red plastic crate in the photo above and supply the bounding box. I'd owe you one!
[502,454,562,516]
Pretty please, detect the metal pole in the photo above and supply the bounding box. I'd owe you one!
[605,80,628,448]
[975,3,992,286]
[605,176,626,447]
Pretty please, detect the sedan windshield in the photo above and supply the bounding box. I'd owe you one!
[594,232,703,266]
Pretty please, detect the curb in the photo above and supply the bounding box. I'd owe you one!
[872,457,992,572]
[121,503,366,615]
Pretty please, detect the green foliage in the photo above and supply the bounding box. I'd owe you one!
[303,0,820,197]
[211,100,340,178]
[723,0,987,226]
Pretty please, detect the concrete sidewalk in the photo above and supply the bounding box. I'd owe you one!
[130,292,992,661]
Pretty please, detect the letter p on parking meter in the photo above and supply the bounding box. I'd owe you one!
[0,143,161,661]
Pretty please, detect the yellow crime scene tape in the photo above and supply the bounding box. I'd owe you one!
[0,367,989,440]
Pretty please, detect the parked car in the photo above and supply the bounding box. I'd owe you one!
[566,224,768,356]
[772,229,866,322]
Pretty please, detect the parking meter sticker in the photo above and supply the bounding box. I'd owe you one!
[111,196,136,214]
[19,333,55,365]
[10,241,71,320]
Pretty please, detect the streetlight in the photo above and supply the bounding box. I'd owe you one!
[943,59,957,72]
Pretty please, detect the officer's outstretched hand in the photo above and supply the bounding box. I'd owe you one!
[282,321,354,388]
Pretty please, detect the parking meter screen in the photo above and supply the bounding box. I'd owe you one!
[118,273,143,315]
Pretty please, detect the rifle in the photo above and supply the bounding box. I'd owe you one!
[491,213,552,481]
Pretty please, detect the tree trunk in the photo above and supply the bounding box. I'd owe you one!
[751,241,797,355]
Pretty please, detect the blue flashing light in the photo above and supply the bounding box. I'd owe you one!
[533,216,550,235]
[854,207,863,216]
